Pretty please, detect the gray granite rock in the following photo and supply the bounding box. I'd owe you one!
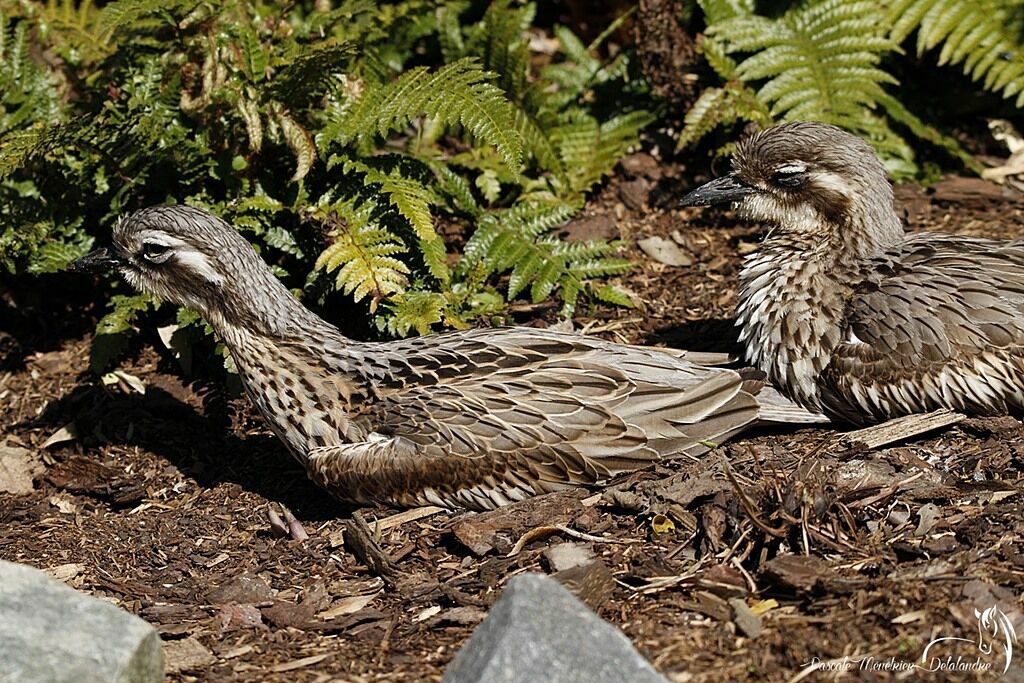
[442,573,668,683]
[0,560,163,683]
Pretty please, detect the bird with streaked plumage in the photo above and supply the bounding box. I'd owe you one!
[72,204,824,510]
[681,121,1024,425]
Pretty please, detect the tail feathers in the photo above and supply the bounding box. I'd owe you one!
[665,390,761,456]
[631,344,739,366]
[753,384,830,424]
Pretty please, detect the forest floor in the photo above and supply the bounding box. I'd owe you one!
[3,159,1024,682]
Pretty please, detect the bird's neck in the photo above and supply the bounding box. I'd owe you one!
[736,205,903,410]
[197,274,371,463]
[199,268,335,349]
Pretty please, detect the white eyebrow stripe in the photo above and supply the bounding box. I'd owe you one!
[137,231,189,248]
[775,162,807,174]
[135,230,224,284]
[174,249,225,285]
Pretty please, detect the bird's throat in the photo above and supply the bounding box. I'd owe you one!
[735,234,854,411]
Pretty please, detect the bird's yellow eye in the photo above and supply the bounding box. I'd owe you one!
[142,243,171,260]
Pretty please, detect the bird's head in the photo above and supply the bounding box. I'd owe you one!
[73,205,301,337]
[680,122,901,250]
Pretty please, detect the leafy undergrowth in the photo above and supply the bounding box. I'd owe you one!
[1,0,649,372]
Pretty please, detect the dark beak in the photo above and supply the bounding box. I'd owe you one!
[678,174,755,207]
[71,246,124,272]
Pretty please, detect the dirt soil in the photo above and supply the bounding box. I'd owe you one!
[3,163,1024,683]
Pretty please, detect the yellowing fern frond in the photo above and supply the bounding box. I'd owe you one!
[313,201,410,311]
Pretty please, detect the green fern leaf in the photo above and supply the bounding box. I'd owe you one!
[265,42,356,104]
[430,162,483,217]
[419,234,451,285]
[695,0,969,171]
[378,290,447,337]
[888,0,1024,107]
[27,236,94,274]
[97,0,197,37]
[697,0,756,24]
[342,157,439,242]
[591,283,635,308]
[480,0,533,98]
[324,57,524,172]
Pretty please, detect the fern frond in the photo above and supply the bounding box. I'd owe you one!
[419,233,451,285]
[378,290,447,336]
[554,110,654,193]
[97,0,197,37]
[460,198,579,274]
[26,235,94,274]
[678,83,771,150]
[453,194,629,314]
[0,14,62,137]
[313,200,410,311]
[591,283,635,308]
[323,57,524,172]
[95,293,155,335]
[888,0,1024,107]
[480,0,533,99]
[697,0,756,24]
[265,42,356,104]
[430,162,483,217]
[713,1,896,123]
[0,126,48,179]
[513,106,567,178]
[697,0,968,171]
[437,2,469,62]
[340,156,440,242]
[90,293,159,373]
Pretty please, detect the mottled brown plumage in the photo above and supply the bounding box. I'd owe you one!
[681,121,1024,425]
[74,205,823,510]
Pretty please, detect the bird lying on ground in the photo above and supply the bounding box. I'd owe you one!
[73,205,823,510]
[680,121,1024,425]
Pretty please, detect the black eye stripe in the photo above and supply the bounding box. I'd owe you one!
[772,170,806,188]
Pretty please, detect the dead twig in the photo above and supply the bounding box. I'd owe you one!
[720,454,788,538]
[506,524,639,557]
[345,511,398,585]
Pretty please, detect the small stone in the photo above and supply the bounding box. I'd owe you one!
[637,236,694,267]
[163,637,215,675]
[619,178,652,211]
[760,554,832,594]
[552,559,615,612]
[435,606,487,626]
[262,600,316,630]
[618,153,661,180]
[206,571,275,605]
[729,598,763,639]
[217,603,264,632]
[915,503,941,536]
[559,215,618,242]
[44,563,84,584]
[0,560,163,682]
[542,542,595,572]
[0,442,43,494]
[442,573,667,683]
